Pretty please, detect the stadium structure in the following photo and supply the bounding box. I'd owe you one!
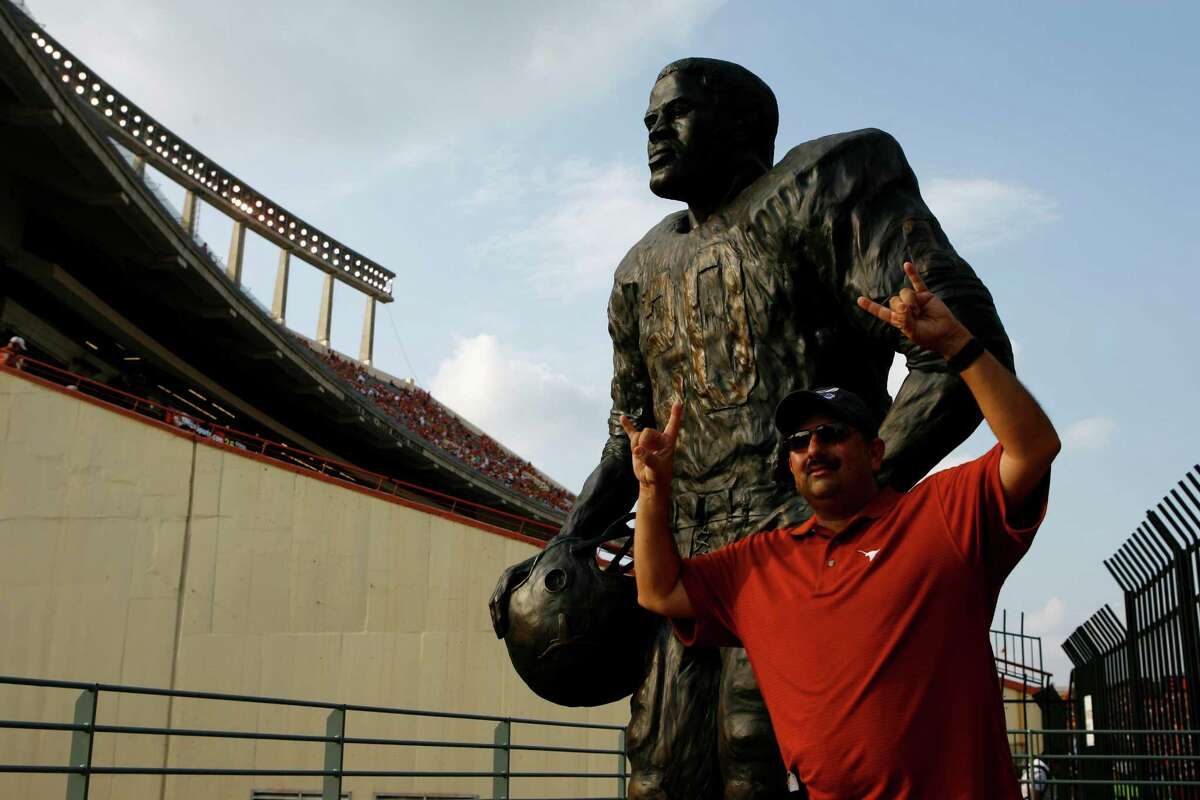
[0,1,576,531]
[0,2,628,798]
[0,2,1093,799]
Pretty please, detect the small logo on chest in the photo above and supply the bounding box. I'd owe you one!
[857,548,881,562]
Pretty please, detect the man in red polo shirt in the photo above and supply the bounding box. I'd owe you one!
[622,261,1060,799]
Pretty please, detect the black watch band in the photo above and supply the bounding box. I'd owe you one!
[946,337,986,373]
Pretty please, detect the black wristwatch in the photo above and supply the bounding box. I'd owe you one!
[946,337,986,373]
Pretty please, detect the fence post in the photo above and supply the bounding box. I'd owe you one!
[1149,510,1200,729]
[492,719,510,800]
[322,707,345,800]
[1121,590,1148,786]
[617,729,627,799]
[65,686,97,800]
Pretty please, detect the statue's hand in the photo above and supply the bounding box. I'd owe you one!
[489,554,536,638]
[856,261,972,358]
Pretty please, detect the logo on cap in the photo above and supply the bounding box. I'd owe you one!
[817,389,839,400]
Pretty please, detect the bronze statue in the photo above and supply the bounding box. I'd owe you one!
[491,58,1013,799]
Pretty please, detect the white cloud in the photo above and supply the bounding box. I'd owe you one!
[478,159,679,299]
[924,178,1059,253]
[429,333,609,489]
[1027,596,1066,634]
[27,0,724,190]
[1064,416,1116,451]
[1020,596,1073,683]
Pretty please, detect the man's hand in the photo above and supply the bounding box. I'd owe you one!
[856,261,972,359]
[859,262,1059,515]
[620,403,683,492]
[621,403,693,618]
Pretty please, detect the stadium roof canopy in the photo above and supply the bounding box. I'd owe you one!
[0,0,567,533]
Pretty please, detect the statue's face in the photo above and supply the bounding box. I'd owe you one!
[644,71,725,202]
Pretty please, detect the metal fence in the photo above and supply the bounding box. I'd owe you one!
[6,677,1200,797]
[0,676,627,800]
[1063,464,1200,798]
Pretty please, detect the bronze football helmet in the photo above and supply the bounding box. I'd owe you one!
[502,514,657,707]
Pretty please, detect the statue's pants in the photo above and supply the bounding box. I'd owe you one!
[625,510,798,800]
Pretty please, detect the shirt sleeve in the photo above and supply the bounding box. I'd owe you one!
[670,538,756,648]
[930,443,1051,589]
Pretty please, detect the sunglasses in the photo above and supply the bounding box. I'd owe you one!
[784,422,854,452]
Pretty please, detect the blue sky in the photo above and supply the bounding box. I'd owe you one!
[27,0,1200,681]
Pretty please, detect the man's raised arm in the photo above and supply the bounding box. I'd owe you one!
[858,262,1059,510]
[874,218,1015,491]
[620,404,694,619]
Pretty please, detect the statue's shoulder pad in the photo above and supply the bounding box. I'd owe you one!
[774,128,907,176]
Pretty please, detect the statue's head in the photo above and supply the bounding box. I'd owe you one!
[645,58,778,204]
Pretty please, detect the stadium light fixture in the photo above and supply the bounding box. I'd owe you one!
[24,21,395,303]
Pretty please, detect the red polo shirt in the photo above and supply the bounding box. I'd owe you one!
[674,444,1047,800]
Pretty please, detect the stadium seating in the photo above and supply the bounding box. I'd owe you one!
[305,342,575,513]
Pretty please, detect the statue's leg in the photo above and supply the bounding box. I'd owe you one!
[627,619,723,800]
[718,645,792,800]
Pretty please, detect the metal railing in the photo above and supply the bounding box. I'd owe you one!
[1009,727,1200,798]
[1064,464,1200,795]
[7,679,1200,800]
[2,357,558,542]
[0,676,627,800]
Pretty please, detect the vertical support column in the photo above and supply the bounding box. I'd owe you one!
[180,189,200,238]
[272,248,290,323]
[66,687,97,800]
[359,296,376,366]
[317,274,335,347]
[617,729,627,799]
[130,154,145,178]
[492,720,510,800]
[226,220,246,286]
[322,707,345,800]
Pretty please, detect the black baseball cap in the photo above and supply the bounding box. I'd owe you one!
[774,386,880,439]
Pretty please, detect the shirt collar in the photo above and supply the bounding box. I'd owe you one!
[788,487,902,538]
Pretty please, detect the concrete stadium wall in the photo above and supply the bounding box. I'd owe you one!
[0,370,627,800]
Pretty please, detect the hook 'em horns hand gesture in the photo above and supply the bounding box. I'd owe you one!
[856,261,972,359]
[620,403,683,492]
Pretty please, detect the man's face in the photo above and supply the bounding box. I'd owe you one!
[644,72,725,202]
[786,414,884,505]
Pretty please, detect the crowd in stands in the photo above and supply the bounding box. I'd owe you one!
[312,345,575,513]
[2,322,573,513]
[0,336,27,369]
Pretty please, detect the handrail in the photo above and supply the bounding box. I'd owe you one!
[0,676,623,730]
[2,357,559,539]
[0,674,629,799]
